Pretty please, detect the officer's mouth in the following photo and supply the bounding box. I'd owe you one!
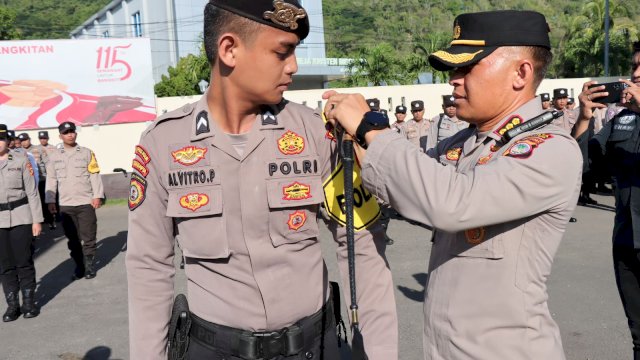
[278,82,292,90]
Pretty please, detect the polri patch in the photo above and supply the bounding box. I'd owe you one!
[172,146,208,166]
[287,210,307,230]
[278,130,305,155]
[282,182,312,201]
[465,227,485,244]
[132,159,149,177]
[179,193,209,212]
[135,145,151,164]
[129,173,147,211]
[503,133,553,159]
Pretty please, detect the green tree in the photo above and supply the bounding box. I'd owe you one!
[154,45,210,97]
[0,6,20,40]
[341,43,404,87]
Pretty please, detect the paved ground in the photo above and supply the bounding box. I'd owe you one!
[0,193,633,360]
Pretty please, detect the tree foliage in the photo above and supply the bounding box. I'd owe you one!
[154,45,210,97]
[0,6,20,40]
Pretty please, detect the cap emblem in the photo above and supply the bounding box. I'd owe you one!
[263,0,307,30]
[453,24,461,40]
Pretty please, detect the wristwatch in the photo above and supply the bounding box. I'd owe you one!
[355,111,390,149]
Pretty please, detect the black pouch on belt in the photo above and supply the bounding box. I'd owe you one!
[168,294,192,360]
[330,281,348,346]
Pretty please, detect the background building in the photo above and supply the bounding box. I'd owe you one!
[70,0,347,89]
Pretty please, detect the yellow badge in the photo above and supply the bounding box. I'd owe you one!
[453,24,461,39]
[494,115,523,137]
[477,154,492,165]
[172,146,208,166]
[282,182,312,200]
[263,0,307,30]
[135,145,151,164]
[322,161,381,231]
[278,130,305,155]
[26,162,34,177]
[445,148,462,161]
[87,151,100,174]
[287,210,307,231]
[128,173,146,211]
[465,227,486,245]
[132,159,149,177]
[502,133,553,159]
[179,193,209,212]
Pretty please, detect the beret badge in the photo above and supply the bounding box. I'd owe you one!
[263,0,307,30]
[453,24,461,40]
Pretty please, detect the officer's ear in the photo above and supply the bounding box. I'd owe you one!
[513,58,534,92]
[218,32,240,68]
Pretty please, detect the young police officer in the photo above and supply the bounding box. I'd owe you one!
[125,1,397,359]
[324,10,582,360]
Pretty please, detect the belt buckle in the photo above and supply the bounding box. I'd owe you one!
[253,328,288,358]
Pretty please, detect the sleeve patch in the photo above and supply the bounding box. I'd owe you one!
[503,133,553,159]
[135,145,151,165]
[129,172,147,211]
[132,159,149,177]
[88,152,100,174]
[26,161,34,177]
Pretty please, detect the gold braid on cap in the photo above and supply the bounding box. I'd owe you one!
[432,50,484,64]
[264,0,307,30]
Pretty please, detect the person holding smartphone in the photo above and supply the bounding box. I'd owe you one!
[574,41,640,360]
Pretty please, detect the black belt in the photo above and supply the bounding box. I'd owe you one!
[0,197,28,211]
[190,301,333,360]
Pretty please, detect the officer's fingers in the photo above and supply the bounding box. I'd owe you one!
[619,79,637,88]
[322,90,339,100]
[582,80,599,92]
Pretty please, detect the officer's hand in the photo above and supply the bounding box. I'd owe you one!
[578,81,608,122]
[620,79,640,113]
[91,198,102,209]
[32,223,42,237]
[47,203,57,215]
[322,91,370,136]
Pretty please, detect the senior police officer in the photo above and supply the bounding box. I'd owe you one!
[324,10,582,360]
[392,105,407,132]
[125,1,398,359]
[45,122,104,280]
[403,100,431,151]
[574,40,640,360]
[32,131,56,229]
[425,95,469,150]
[0,124,43,321]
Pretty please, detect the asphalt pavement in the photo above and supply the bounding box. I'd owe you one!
[0,193,631,360]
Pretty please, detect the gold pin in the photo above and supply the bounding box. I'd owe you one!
[263,0,307,30]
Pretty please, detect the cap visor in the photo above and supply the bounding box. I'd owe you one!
[428,45,497,71]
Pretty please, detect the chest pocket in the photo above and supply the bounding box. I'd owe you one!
[449,226,505,260]
[5,171,23,189]
[166,186,228,259]
[406,128,418,139]
[54,161,67,178]
[266,176,323,247]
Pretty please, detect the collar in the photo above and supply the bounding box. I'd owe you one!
[487,97,543,142]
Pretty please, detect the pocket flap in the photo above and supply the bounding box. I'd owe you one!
[266,177,324,209]
[166,185,223,217]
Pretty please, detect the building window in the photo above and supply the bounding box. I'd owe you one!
[132,12,142,37]
[103,31,110,38]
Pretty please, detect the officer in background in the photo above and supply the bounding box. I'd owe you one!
[567,97,576,110]
[6,131,16,149]
[552,88,578,131]
[366,98,381,112]
[16,133,39,183]
[324,10,581,359]
[425,95,469,150]
[125,1,397,359]
[392,105,407,132]
[0,124,43,322]
[574,41,640,360]
[32,131,56,229]
[403,100,431,151]
[45,122,104,280]
[540,92,551,110]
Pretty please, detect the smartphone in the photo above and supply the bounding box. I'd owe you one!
[588,81,630,103]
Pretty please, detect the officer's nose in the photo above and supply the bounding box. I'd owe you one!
[285,55,298,76]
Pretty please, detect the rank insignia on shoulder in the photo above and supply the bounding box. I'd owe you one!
[477,154,492,165]
[494,115,523,137]
[195,111,210,136]
[278,130,305,155]
[282,182,312,200]
[445,148,462,161]
[503,133,552,159]
[287,210,307,230]
[172,146,208,166]
[132,159,149,177]
[129,173,147,211]
[179,193,209,212]
[135,145,151,165]
[465,227,486,244]
[262,110,278,126]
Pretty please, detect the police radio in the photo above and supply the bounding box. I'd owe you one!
[501,110,563,142]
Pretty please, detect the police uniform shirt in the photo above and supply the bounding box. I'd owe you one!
[551,107,579,132]
[45,145,104,206]
[360,97,582,359]
[426,114,469,150]
[30,143,55,179]
[403,118,431,151]
[0,152,43,228]
[125,93,398,359]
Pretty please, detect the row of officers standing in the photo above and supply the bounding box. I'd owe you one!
[0,122,104,322]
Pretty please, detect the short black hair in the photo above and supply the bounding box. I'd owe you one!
[526,46,553,89]
[203,3,262,65]
[634,41,640,54]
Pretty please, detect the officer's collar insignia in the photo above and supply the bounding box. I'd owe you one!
[172,146,208,166]
[278,130,305,155]
[503,133,552,159]
[287,210,307,230]
[445,147,462,161]
[7,154,12,161]
[490,144,502,152]
[465,227,486,244]
[282,181,311,201]
[262,110,278,126]
[195,111,210,136]
[494,115,523,137]
[129,173,147,211]
[477,154,493,165]
[179,193,210,212]
[263,0,307,30]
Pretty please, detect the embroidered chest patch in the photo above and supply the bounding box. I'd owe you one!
[282,182,312,201]
[503,133,553,159]
[179,193,210,212]
[445,148,462,161]
[172,146,208,166]
[287,210,308,230]
[278,130,305,155]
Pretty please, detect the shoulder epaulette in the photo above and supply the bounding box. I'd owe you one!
[143,103,196,136]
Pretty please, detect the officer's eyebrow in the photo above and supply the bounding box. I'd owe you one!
[278,40,299,50]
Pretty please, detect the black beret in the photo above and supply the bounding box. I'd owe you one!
[7,130,15,139]
[540,93,550,101]
[366,98,380,111]
[429,10,551,71]
[380,109,388,116]
[17,133,30,141]
[58,121,77,133]
[395,105,407,114]
[210,0,310,41]
[567,97,575,105]
[442,95,456,107]
[553,88,568,99]
[0,124,7,140]
[38,131,49,139]
[411,100,424,111]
